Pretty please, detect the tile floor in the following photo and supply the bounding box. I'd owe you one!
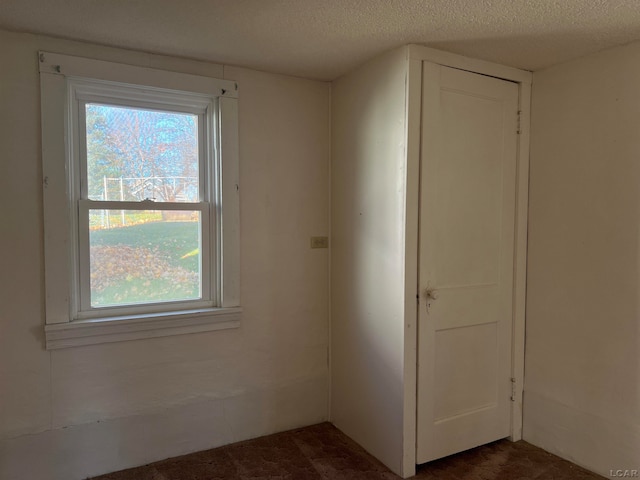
[92,422,604,479]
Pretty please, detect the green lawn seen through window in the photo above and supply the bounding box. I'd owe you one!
[89,220,201,307]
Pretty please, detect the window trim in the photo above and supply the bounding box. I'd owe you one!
[40,52,241,349]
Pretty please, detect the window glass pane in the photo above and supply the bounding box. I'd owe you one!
[89,209,201,307]
[85,104,199,202]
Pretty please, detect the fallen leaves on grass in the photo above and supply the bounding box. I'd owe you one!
[90,245,197,292]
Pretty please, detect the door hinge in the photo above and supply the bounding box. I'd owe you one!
[516,110,522,135]
[510,377,517,401]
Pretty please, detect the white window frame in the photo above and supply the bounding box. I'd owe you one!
[40,52,241,349]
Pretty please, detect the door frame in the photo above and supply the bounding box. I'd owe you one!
[401,45,532,477]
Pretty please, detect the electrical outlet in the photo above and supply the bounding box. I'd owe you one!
[310,236,329,249]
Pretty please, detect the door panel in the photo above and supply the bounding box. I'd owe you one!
[434,322,498,421]
[416,62,519,464]
[434,90,503,287]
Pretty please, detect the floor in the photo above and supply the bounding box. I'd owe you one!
[93,423,604,480]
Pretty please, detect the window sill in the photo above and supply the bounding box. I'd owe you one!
[44,307,242,350]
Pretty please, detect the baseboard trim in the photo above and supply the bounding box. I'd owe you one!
[523,390,640,477]
[0,375,327,480]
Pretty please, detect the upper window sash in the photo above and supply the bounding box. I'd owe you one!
[70,81,215,204]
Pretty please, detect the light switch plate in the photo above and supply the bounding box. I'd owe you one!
[310,236,329,249]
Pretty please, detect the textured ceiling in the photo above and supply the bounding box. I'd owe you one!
[2,0,640,80]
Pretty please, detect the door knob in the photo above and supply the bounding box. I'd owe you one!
[424,287,438,300]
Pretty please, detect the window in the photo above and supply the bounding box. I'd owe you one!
[40,52,240,349]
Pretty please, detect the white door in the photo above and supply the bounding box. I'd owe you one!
[416,62,519,464]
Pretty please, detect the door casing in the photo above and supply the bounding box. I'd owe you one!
[400,44,531,478]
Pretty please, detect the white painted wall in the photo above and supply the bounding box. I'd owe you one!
[330,46,414,477]
[0,29,331,480]
[525,41,640,476]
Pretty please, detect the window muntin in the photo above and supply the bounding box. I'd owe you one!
[69,80,217,319]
